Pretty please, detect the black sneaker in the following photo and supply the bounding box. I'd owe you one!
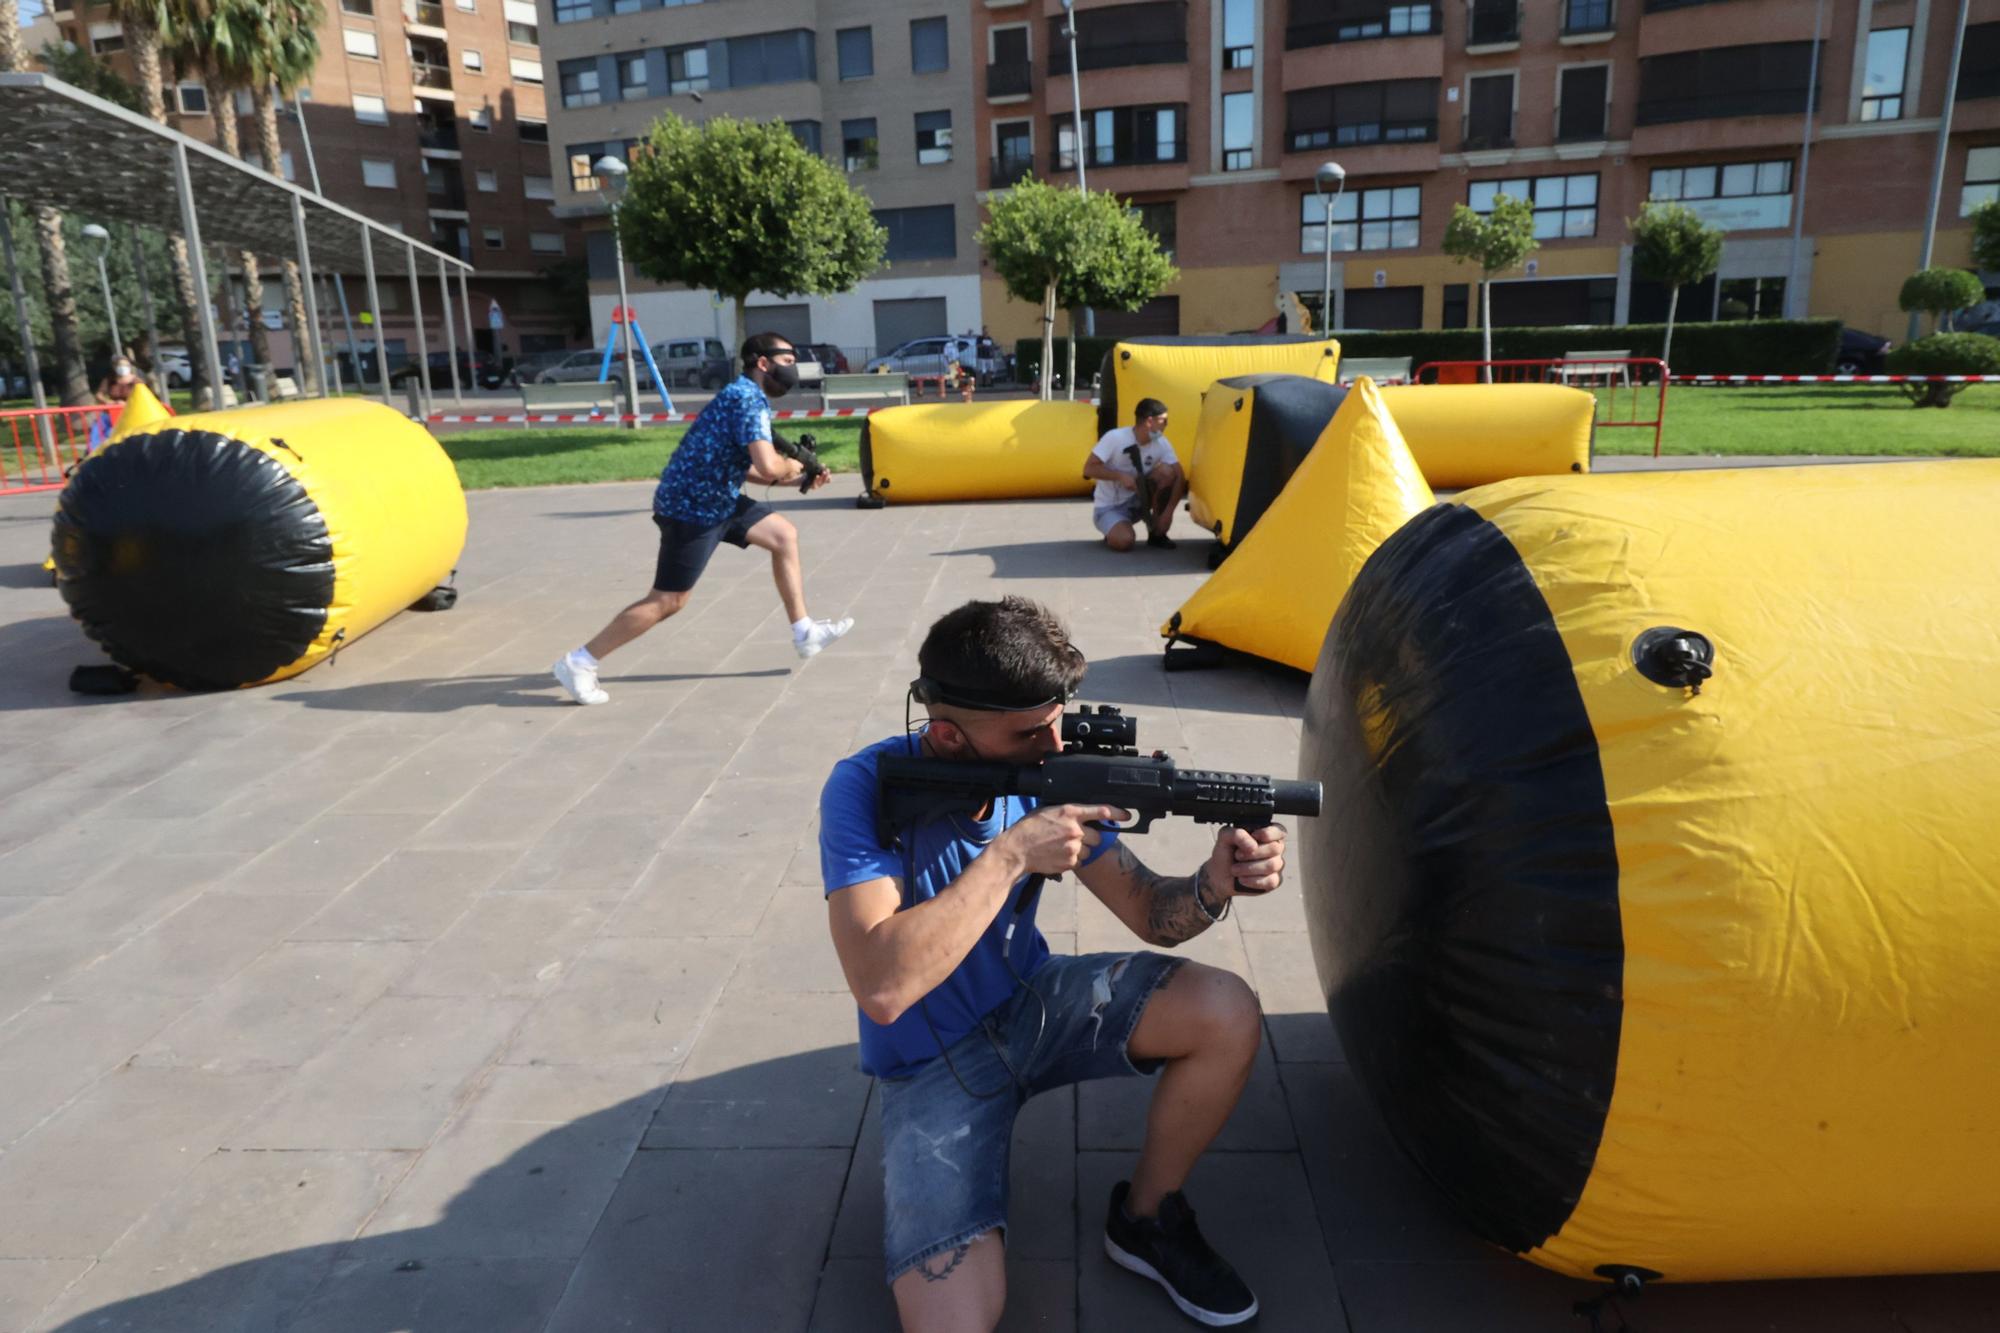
[1147,531,1179,550]
[1104,1180,1258,1326]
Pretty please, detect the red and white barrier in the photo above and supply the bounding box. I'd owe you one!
[1672,374,2000,384]
[422,407,879,425]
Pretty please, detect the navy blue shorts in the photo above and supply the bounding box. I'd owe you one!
[651,495,772,593]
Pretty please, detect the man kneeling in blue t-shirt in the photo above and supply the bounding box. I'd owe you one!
[819,596,1288,1329]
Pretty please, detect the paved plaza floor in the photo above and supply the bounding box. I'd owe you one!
[1,461,1996,1332]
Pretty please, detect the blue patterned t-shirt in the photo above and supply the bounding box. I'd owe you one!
[654,375,771,524]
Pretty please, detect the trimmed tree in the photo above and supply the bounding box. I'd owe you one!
[1442,195,1537,374]
[617,114,886,352]
[1885,332,2000,408]
[974,177,1177,400]
[1973,200,2000,275]
[1898,266,1987,335]
[1629,200,1722,371]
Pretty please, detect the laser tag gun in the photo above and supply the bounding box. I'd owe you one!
[1124,442,1158,518]
[772,430,827,495]
[876,704,1322,919]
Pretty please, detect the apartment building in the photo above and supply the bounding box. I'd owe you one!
[973,0,2000,344]
[541,0,981,364]
[41,0,581,370]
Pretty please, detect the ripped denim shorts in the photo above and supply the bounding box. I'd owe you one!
[877,950,1183,1285]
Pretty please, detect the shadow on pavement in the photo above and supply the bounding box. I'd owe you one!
[271,670,793,713]
[934,539,1214,580]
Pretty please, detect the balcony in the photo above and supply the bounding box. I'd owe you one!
[1555,101,1611,143]
[1288,121,1437,153]
[1461,125,1514,151]
[1637,85,1814,125]
[987,59,1033,99]
[1049,41,1188,74]
[1286,5,1436,49]
[412,62,453,92]
[418,117,460,151]
[1052,139,1187,171]
[991,152,1036,188]
[431,223,472,262]
[406,0,446,29]
[1468,0,1520,48]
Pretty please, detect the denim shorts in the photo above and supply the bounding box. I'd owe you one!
[1093,499,1143,537]
[877,950,1184,1285]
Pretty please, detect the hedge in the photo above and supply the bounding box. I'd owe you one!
[1015,320,1843,380]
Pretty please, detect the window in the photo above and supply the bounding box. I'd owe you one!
[342,28,379,59]
[789,120,822,156]
[1563,0,1613,34]
[1054,104,1186,169]
[176,83,210,115]
[1222,0,1254,67]
[1301,185,1421,252]
[875,205,957,261]
[530,232,566,255]
[1053,2,1190,71]
[620,53,648,98]
[1222,92,1254,170]
[1557,65,1610,141]
[361,158,397,188]
[1638,42,1820,124]
[1284,0,1435,49]
[1963,23,2000,101]
[1649,159,1793,230]
[1465,73,1515,149]
[995,121,1035,186]
[475,168,498,191]
[1132,200,1176,257]
[469,105,493,131]
[340,0,373,13]
[235,89,255,115]
[560,61,601,108]
[524,174,555,199]
[916,110,953,165]
[838,26,874,79]
[1718,276,1786,320]
[568,148,602,192]
[457,0,476,10]
[519,118,547,143]
[88,22,124,54]
[843,118,880,171]
[1471,173,1598,238]
[510,56,543,84]
[1861,28,1909,121]
[280,150,297,181]
[508,20,538,44]
[723,30,815,89]
[462,48,483,71]
[355,93,389,124]
[1286,79,1437,149]
[667,45,709,93]
[911,16,949,74]
[555,0,593,20]
[1963,146,2000,215]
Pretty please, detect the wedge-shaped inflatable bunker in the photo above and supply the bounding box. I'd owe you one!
[860,399,1099,504]
[53,397,467,690]
[1163,378,1432,672]
[1187,373,1347,550]
[1299,459,2000,1284]
[1096,335,1340,444]
[1376,382,1594,490]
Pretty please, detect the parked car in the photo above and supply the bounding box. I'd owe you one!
[869,334,1010,385]
[155,346,193,387]
[648,337,731,389]
[808,342,850,374]
[390,349,505,389]
[533,348,612,384]
[1835,327,1893,376]
[506,348,575,387]
[790,342,823,389]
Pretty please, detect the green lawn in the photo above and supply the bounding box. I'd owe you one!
[1596,384,2000,456]
[439,420,863,491]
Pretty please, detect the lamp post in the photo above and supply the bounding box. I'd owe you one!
[1314,162,1346,333]
[1061,0,1094,354]
[81,223,123,359]
[594,155,641,430]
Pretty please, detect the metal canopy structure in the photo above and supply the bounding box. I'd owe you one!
[0,72,480,413]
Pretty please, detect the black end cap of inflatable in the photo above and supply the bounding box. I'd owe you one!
[410,586,459,612]
[70,664,139,695]
[855,492,886,510]
[1162,635,1227,672]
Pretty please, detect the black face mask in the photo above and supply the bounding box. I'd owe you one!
[762,360,799,397]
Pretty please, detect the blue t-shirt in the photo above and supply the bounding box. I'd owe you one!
[654,375,772,524]
[819,732,1120,1080]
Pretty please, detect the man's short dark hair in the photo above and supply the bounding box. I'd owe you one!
[917,596,1086,712]
[1134,397,1168,423]
[741,331,793,371]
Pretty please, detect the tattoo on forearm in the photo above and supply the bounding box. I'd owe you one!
[918,1244,971,1283]
[1117,843,1218,946]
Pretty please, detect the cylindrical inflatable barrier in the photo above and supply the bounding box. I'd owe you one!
[1375,383,1595,490]
[860,399,1098,504]
[1095,335,1340,444]
[1299,459,2000,1284]
[1187,373,1347,549]
[53,397,467,690]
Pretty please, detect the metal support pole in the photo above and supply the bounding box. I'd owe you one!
[131,229,163,396]
[1914,0,1973,341]
[457,267,477,392]
[0,193,54,451]
[333,275,361,392]
[93,252,123,360]
[1062,6,1093,340]
[173,141,224,406]
[437,257,462,406]
[613,217,639,427]
[319,278,343,394]
[290,195,327,397]
[1786,0,1824,321]
[405,242,433,417]
[360,225,392,406]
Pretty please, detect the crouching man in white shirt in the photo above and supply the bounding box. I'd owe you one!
[1081,397,1187,552]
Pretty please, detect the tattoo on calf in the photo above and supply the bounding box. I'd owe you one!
[1116,844,1219,946]
[919,1243,972,1282]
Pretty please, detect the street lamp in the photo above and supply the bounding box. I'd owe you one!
[594,154,641,429]
[81,223,123,361]
[1313,162,1345,334]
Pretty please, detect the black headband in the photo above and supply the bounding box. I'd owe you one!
[909,675,1072,713]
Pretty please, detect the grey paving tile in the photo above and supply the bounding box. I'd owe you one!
[503,937,736,1069]
[0,817,180,897]
[286,847,520,943]
[1244,930,1342,1063]
[0,994,199,1147]
[645,992,867,1150]
[405,781,578,850]
[544,1147,848,1333]
[729,880,857,996]
[0,1259,90,1333]
[31,1149,408,1333]
[487,811,667,894]
[216,813,433,896]
[49,893,323,1002]
[388,892,617,998]
[282,1257,575,1333]
[607,845,785,938]
[809,1256,1076,1333]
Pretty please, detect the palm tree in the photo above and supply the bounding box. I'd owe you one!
[235,0,324,393]
[1,0,92,406]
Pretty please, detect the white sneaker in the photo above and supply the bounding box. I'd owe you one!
[552,653,609,705]
[793,617,854,660]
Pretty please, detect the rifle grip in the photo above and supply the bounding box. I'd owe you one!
[1014,871,1050,916]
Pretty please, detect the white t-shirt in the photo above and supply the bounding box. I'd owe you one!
[1090,426,1178,510]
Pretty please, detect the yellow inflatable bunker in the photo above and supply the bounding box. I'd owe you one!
[1376,382,1595,490]
[1186,373,1346,550]
[1164,378,1432,672]
[53,395,467,690]
[859,399,1099,504]
[1299,459,2000,1284]
[1095,335,1340,444]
